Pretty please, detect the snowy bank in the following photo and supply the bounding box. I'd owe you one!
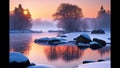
[61,32,110,44]
[27,64,56,68]
[10,52,29,63]
[10,52,56,68]
[76,60,110,68]
[9,52,30,68]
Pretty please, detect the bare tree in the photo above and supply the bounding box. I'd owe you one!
[53,3,84,32]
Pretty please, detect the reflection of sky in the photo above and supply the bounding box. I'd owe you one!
[10,33,33,56]
[10,33,111,68]
[10,0,110,20]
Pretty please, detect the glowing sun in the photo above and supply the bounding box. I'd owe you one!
[23,10,28,15]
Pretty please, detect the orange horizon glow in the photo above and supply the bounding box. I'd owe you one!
[10,0,110,20]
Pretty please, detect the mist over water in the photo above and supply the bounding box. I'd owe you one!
[10,33,111,68]
[31,19,62,32]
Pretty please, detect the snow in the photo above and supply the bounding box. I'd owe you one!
[27,64,56,68]
[10,52,28,63]
[80,33,91,40]
[38,37,50,40]
[78,43,89,46]
[62,32,111,44]
[90,41,98,44]
[35,32,110,46]
[35,37,68,44]
[76,60,110,68]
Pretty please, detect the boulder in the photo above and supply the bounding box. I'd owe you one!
[76,34,92,45]
[93,38,106,47]
[90,42,102,50]
[48,38,61,45]
[10,52,30,68]
[77,42,90,47]
[97,59,105,62]
[83,60,96,64]
[34,37,50,43]
[91,29,105,34]
[60,35,67,37]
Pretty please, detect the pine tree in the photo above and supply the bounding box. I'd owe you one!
[96,5,110,32]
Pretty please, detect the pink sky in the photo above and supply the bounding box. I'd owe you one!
[10,0,110,21]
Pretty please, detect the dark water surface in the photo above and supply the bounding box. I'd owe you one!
[10,32,111,68]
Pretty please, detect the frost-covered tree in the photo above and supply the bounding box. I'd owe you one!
[96,5,111,32]
[53,3,84,32]
[10,4,32,30]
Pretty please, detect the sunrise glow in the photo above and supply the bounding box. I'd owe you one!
[23,10,28,15]
[10,0,110,20]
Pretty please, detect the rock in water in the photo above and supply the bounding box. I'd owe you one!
[97,59,105,62]
[91,29,105,34]
[83,60,96,64]
[9,52,30,68]
[90,41,102,50]
[76,34,92,44]
[93,38,106,47]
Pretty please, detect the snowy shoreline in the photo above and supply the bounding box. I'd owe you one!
[76,60,110,68]
[60,32,111,44]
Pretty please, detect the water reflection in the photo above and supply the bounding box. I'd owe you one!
[98,44,111,57]
[10,33,32,56]
[9,33,111,68]
[44,46,84,62]
[77,46,89,50]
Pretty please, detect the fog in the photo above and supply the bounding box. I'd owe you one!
[81,18,96,31]
[31,16,110,32]
[96,13,111,32]
[31,19,62,32]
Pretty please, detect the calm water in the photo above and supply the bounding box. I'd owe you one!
[10,32,111,68]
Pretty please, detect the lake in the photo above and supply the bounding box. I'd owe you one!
[9,32,111,68]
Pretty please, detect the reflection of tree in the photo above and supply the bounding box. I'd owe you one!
[98,46,111,57]
[62,46,84,62]
[77,46,89,50]
[44,46,84,62]
[45,46,59,60]
[10,34,32,56]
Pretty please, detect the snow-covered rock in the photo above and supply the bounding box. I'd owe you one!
[90,41,102,50]
[76,33,92,44]
[91,29,105,34]
[63,32,111,44]
[77,60,110,68]
[35,32,111,46]
[90,38,107,50]
[34,37,50,43]
[83,60,96,64]
[77,42,90,47]
[27,64,56,68]
[97,57,110,62]
[93,38,106,46]
[10,52,30,68]
[97,59,105,62]
[34,37,67,45]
